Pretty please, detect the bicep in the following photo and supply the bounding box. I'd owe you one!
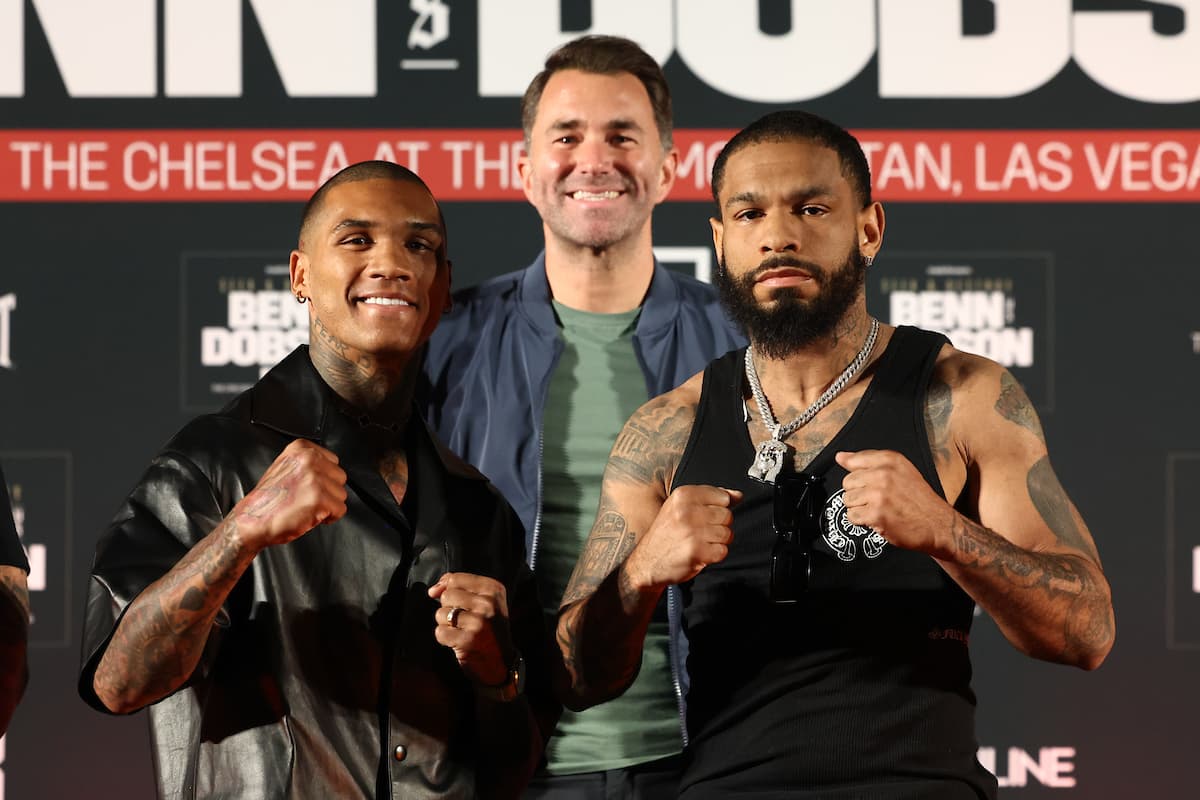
[964,369,1100,562]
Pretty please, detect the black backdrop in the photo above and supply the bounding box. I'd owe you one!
[1,2,1198,797]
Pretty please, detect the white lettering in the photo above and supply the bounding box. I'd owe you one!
[975,141,1073,193]
[880,0,1071,98]
[25,0,156,96]
[471,141,518,190]
[201,328,308,368]
[165,0,240,96]
[0,0,19,96]
[4,141,111,192]
[408,0,451,50]
[477,0,673,97]
[871,142,954,192]
[678,0,875,102]
[890,291,1006,329]
[1085,141,1200,192]
[677,140,726,192]
[24,544,45,592]
[1194,546,1200,593]
[978,746,1077,788]
[441,140,472,189]
[3,2,1198,102]
[1076,2,1200,103]
[0,293,14,369]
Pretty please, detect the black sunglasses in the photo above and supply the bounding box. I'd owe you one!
[770,471,824,604]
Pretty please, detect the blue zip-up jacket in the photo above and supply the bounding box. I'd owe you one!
[419,252,745,741]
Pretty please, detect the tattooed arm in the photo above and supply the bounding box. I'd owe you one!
[0,565,28,734]
[92,439,348,713]
[836,350,1113,669]
[555,382,740,710]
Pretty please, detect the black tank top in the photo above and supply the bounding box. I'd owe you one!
[672,326,997,799]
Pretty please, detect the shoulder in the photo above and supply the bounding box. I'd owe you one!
[607,376,703,493]
[426,268,528,355]
[929,343,1046,454]
[450,267,526,309]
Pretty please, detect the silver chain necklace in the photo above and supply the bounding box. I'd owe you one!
[744,318,880,483]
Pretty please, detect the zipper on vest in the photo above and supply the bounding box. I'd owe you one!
[668,584,688,747]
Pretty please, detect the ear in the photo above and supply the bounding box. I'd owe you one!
[289,249,309,300]
[653,146,679,205]
[710,214,724,266]
[517,147,535,203]
[857,202,885,262]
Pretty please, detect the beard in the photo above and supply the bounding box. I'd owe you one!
[715,245,867,359]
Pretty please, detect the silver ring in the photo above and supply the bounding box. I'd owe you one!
[446,606,463,628]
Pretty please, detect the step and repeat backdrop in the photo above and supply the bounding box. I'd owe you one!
[1,1,1198,797]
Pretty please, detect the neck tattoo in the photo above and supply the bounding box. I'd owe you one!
[744,317,880,484]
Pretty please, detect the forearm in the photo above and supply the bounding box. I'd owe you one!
[556,564,661,710]
[939,513,1114,669]
[0,576,29,734]
[92,516,257,712]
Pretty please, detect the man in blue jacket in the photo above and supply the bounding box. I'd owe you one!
[421,35,743,800]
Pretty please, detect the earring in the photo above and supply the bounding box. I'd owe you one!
[295,293,307,304]
[864,255,874,268]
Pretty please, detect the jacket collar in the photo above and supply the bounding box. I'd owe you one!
[517,250,684,338]
[249,346,483,483]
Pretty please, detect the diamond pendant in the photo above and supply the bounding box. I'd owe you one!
[748,438,789,484]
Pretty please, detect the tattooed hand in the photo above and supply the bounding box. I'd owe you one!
[834,449,955,557]
[623,485,742,592]
[234,440,348,552]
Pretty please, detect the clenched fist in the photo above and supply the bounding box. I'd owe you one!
[233,439,348,552]
[835,450,955,557]
[624,484,741,592]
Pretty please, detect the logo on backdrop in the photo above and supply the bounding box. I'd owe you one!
[3,452,70,647]
[977,746,1078,789]
[181,254,307,412]
[2,4,1195,102]
[869,252,1053,410]
[0,293,13,370]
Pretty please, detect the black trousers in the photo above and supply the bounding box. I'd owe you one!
[521,753,684,800]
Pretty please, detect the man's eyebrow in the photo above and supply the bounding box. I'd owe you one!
[329,218,442,235]
[331,217,374,233]
[723,184,838,210]
[724,191,760,209]
[406,220,443,235]
[547,118,645,133]
[606,118,643,132]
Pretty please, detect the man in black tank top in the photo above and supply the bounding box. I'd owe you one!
[554,111,1114,799]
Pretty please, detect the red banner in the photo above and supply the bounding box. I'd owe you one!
[2,129,1198,202]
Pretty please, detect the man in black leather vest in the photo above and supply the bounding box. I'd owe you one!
[80,161,558,799]
[554,111,1114,799]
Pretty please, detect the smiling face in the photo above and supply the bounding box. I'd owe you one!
[289,177,449,369]
[518,69,676,253]
[710,137,883,356]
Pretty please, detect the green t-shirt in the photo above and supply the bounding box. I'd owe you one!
[538,301,682,774]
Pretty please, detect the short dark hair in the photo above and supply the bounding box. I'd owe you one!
[711,110,872,209]
[520,35,673,150]
[299,160,447,265]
